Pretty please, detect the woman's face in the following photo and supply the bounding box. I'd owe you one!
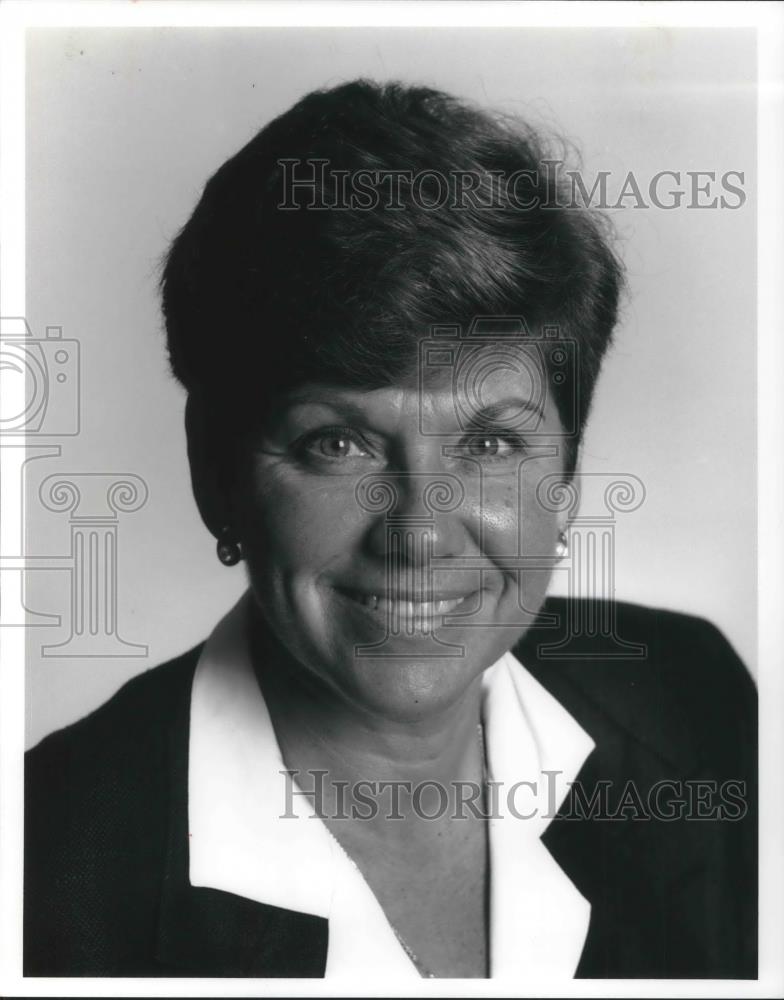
[230,346,571,722]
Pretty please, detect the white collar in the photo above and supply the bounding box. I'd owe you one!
[188,592,595,979]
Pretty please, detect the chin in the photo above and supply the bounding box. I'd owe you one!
[339,652,486,722]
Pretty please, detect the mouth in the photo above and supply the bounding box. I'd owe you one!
[336,587,478,620]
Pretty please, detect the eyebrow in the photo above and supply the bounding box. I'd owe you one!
[278,390,546,428]
[466,397,546,426]
[278,390,377,422]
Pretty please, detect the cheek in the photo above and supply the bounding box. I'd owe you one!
[236,467,362,580]
[476,469,560,556]
[478,465,562,620]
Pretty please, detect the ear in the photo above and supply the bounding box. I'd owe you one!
[561,441,583,535]
[185,392,234,541]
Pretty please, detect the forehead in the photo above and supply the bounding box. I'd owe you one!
[278,341,560,431]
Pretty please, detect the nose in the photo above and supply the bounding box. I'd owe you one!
[358,471,468,564]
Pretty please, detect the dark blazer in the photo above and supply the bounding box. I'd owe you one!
[24,598,757,978]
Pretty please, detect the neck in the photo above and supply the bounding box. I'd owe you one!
[249,610,486,796]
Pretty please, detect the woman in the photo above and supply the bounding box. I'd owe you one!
[24,80,756,979]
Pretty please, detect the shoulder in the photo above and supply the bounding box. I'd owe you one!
[517,596,755,698]
[522,599,758,978]
[26,644,203,783]
[24,645,203,975]
[25,641,203,823]
[25,644,204,822]
[516,597,756,773]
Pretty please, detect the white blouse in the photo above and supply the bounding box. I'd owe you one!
[188,592,595,979]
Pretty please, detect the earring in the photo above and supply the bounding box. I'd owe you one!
[555,529,569,559]
[216,526,242,567]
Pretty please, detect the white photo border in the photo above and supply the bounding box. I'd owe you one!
[1,2,782,997]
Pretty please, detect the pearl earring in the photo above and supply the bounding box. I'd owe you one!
[216,526,242,567]
[555,529,569,559]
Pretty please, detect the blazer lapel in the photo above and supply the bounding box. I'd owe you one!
[152,597,716,979]
[523,649,714,978]
[154,670,328,977]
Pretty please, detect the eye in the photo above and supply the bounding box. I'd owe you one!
[296,426,373,462]
[454,432,526,460]
[317,433,366,459]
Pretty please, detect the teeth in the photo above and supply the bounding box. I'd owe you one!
[360,594,464,616]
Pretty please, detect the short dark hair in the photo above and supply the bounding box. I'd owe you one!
[161,79,623,468]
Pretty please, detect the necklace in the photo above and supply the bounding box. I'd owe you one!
[391,722,488,979]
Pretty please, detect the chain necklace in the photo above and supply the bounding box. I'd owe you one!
[390,722,488,979]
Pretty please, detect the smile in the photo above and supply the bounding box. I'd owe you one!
[339,589,476,618]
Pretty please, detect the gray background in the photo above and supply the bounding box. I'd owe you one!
[24,27,757,748]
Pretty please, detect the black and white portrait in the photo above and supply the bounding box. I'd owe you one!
[1,3,782,995]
